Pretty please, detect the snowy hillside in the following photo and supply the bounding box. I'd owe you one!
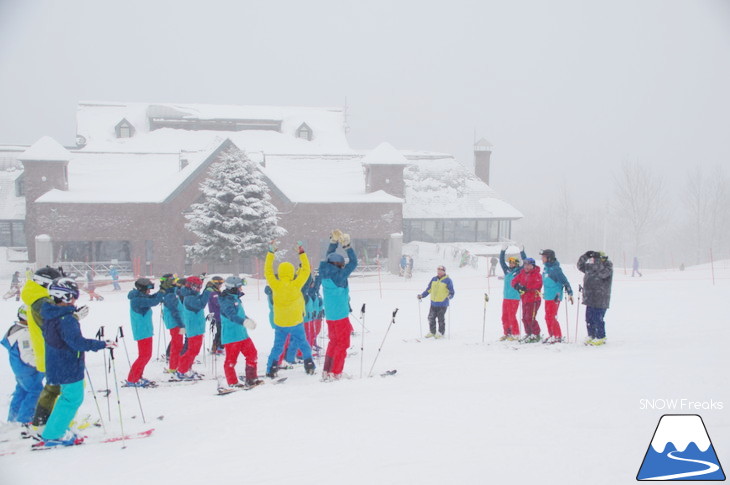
[1,257,728,485]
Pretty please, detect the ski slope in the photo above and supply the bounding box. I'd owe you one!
[1,259,728,485]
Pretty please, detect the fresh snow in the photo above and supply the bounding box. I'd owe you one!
[1,254,727,484]
[18,137,71,163]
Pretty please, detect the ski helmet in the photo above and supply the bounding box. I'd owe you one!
[49,277,80,303]
[224,276,244,290]
[540,249,556,262]
[507,256,520,266]
[17,305,28,322]
[524,257,536,266]
[187,276,203,290]
[210,275,224,288]
[175,277,186,287]
[327,253,345,264]
[33,266,62,288]
[160,273,174,283]
[135,277,154,292]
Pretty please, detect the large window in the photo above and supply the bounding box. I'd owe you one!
[404,219,508,243]
[0,221,26,247]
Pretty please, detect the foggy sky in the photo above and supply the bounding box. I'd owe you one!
[1,0,729,212]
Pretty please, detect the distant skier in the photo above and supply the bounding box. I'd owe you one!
[319,230,358,380]
[511,257,543,343]
[109,265,121,291]
[125,278,164,387]
[1,305,43,426]
[5,271,22,301]
[632,256,643,277]
[489,256,498,277]
[498,247,526,340]
[85,270,104,301]
[417,265,455,339]
[577,251,613,346]
[540,249,573,344]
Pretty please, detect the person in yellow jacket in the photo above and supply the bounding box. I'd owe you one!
[20,266,65,426]
[264,241,316,377]
[417,265,455,338]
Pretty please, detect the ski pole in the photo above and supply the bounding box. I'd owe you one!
[84,366,107,434]
[482,293,489,343]
[417,299,422,338]
[118,326,147,424]
[359,304,366,379]
[108,345,127,448]
[368,308,398,377]
[156,309,164,362]
[574,284,583,343]
[565,295,571,343]
[96,326,111,421]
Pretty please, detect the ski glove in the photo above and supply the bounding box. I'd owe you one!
[75,305,89,320]
[567,295,574,304]
[514,283,527,294]
[417,294,423,300]
[244,318,257,330]
[296,241,305,254]
[330,229,343,244]
[340,233,351,249]
[104,340,118,349]
[179,327,186,336]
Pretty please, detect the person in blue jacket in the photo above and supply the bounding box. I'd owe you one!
[176,276,213,380]
[35,277,113,448]
[499,247,527,340]
[1,305,43,426]
[319,230,358,380]
[417,265,455,338]
[108,265,121,291]
[218,276,261,388]
[126,277,164,387]
[540,249,573,344]
[160,274,184,373]
[206,276,225,355]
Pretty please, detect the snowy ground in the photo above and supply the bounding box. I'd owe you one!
[0,258,728,485]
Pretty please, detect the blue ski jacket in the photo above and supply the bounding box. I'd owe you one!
[219,291,249,345]
[542,260,573,301]
[318,243,357,321]
[183,289,213,337]
[128,289,164,341]
[162,290,183,330]
[500,249,527,301]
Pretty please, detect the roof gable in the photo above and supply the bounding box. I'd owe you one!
[19,136,71,163]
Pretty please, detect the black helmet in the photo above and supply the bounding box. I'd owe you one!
[135,277,154,292]
[17,305,28,322]
[33,266,62,288]
[49,277,80,303]
[540,249,556,262]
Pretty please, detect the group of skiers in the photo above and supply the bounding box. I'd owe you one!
[497,247,613,346]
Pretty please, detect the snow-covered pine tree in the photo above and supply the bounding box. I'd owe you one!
[185,145,285,264]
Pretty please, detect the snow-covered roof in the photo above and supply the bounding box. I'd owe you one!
[403,156,522,219]
[0,169,25,219]
[76,101,352,155]
[361,142,409,165]
[18,136,71,163]
[261,155,402,204]
[36,139,227,204]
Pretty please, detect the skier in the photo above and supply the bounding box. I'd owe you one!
[21,265,64,427]
[219,276,261,388]
[159,274,183,373]
[498,246,527,340]
[125,277,164,387]
[399,255,408,277]
[305,274,324,354]
[405,255,414,279]
[632,256,643,277]
[109,265,121,291]
[176,276,214,380]
[577,250,613,346]
[86,269,103,301]
[319,231,359,380]
[264,241,315,378]
[34,277,114,448]
[4,271,22,301]
[511,257,543,343]
[417,265,455,339]
[540,249,573,344]
[1,305,43,427]
[206,276,225,355]
[489,256,498,277]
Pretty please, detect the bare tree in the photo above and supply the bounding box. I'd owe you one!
[683,165,730,263]
[612,160,667,258]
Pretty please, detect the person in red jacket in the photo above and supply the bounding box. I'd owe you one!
[511,257,543,343]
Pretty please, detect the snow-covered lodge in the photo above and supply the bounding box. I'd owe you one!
[1,102,522,274]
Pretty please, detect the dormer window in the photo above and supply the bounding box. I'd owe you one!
[15,174,25,197]
[115,118,136,139]
[296,122,313,141]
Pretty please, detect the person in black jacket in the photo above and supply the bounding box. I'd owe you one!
[577,251,613,346]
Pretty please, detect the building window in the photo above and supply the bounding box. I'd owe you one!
[296,123,313,141]
[0,221,26,247]
[119,125,131,138]
[115,118,135,138]
[15,175,24,196]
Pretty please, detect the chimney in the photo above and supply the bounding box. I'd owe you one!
[362,142,409,198]
[474,138,492,185]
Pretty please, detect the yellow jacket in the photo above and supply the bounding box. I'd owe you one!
[264,251,310,327]
[20,280,51,373]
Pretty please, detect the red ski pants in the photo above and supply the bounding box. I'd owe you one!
[127,337,152,383]
[501,299,520,336]
[177,335,203,374]
[168,327,184,371]
[520,299,541,336]
[544,300,562,338]
[323,317,352,375]
[223,339,258,385]
[305,319,322,348]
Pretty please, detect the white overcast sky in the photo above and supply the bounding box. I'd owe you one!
[1,0,729,210]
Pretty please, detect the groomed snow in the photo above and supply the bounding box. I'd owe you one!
[1,254,728,484]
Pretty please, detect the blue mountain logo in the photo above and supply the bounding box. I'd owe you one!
[637,414,726,481]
